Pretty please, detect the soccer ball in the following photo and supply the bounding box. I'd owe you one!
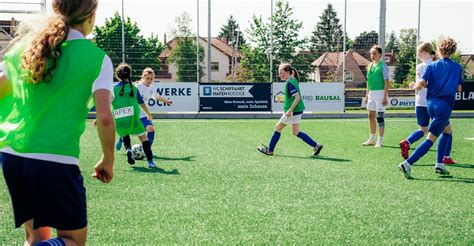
[131,144,145,160]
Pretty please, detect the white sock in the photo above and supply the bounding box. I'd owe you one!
[435,163,445,169]
[443,156,450,158]
[377,137,383,143]
[370,134,376,141]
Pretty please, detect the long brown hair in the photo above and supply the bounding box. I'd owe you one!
[279,63,300,83]
[21,0,98,84]
[417,42,438,61]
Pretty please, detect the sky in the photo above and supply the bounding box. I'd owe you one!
[2,0,473,53]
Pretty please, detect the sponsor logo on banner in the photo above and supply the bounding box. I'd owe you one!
[200,85,254,98]
[454,82,474,110]
[199,83,271,111]
[361,97,415,108]
[146,82,198,112]
[272,83,344,112]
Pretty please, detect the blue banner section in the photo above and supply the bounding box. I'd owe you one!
[199,83,272,112]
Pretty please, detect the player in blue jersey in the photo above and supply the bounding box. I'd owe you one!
[399,37,463,179]
[399,42,457,164]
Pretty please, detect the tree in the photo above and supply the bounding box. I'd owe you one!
[394,29,417,84]
[353,31,379,54]
[238,45,269,82]
[217,15,246,50]
[386,31,399,53]
[168,12,205,82]
[245,0,305,81]
[309,3,351,56]
[93,12,164,80]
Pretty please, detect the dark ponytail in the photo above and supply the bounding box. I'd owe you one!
[291,67,301,84]
[115,63,134,98]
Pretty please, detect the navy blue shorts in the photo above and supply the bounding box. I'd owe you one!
[1,153,87,230]
[140,117,154,128]
[415,106,430,127]
[427,99,452,137]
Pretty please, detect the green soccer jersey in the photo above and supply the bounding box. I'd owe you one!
[284,77,305,112]
[112,83,145,137]
[367,62,386,91]
[0,38,108,159]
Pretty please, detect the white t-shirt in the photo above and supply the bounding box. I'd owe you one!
[415,59,433,107]
[136,82,158,118]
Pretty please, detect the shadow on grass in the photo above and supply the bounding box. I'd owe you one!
[153,155,196,162]
[382,145,437,152]
[274,154,351,163]
[449,163,474,169]
[130,166,180,175]
[413,175,474,184]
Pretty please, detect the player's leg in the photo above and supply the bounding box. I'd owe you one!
[122,135,134,165]
[258,114,287,155]
[138,133,155,168]
[291,117,323,156]
[400,106,429,159]
[363,110,377,146]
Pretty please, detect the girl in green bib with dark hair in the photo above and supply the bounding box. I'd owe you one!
[258,63,323,156]
[0,0,115,245]
[112,63,157,168]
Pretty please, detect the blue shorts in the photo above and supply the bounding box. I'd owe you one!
[427,99,452,137]
[1,153,87,230]
[415,106,430,127]
[140,117,154,128]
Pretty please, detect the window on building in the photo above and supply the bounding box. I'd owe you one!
[211,62,219,71]
[346,71,354,81]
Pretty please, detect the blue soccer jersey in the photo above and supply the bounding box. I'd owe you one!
[421,58,463,106]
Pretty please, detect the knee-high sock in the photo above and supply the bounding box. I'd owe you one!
[297,131,317,148]
[407,139,433,165]
[444,132,452,157]
[123,135,131,150]
[142,140,153,161]
[147,131,155,146]
[406,129,424,145]
[268,131,281,152]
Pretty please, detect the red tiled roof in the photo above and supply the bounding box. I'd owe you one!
[312,50,370,67]
[160,37,242,59]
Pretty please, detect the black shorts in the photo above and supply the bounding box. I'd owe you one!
[1,153,87,230]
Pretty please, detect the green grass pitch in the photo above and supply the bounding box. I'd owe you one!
[1,118,473,244]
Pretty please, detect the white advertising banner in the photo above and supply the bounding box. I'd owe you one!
[146,82,198,112]
[272,82,345,112]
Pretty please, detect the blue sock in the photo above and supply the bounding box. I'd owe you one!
[406,129,425,145]
[297,131,317,148]
[407,139,433,165]
[36,238,66,246]
[444,132,452,157]
[147,131,155,146]
[268,131,281,152]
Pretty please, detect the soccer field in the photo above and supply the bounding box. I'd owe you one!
[1,118,473,244]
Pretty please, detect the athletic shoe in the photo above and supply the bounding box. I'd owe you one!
[115,138,123,151]
[257,145,273,156]
[374,141,383,148]
[362,139,376,146]
[147,161,157,168]
[126,149,135,165]
[443,157,457,165]
[435,164,450,175]
[313,143,323,156]
[399,162,413,179]
[399,140,410,160]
